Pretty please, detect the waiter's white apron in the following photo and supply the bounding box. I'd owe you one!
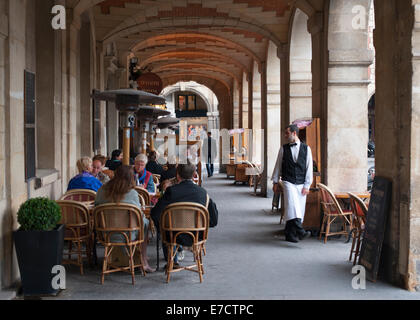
[282,181,307,222]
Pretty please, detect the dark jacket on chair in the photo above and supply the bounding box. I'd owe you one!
[151,179,218,245]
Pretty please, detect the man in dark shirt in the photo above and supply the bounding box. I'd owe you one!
[146,151,165,175]
[151,162,218,264]
[105,149,123,171]
[203,132,217,177]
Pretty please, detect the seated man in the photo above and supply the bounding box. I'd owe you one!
[151,162,218,266]
[133,153,156,193]
[67,157,102,192]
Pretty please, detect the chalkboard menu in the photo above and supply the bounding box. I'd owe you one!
[359,176,392,282]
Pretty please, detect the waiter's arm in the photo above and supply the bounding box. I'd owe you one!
[302,146,314,195]
[272,147,283,194]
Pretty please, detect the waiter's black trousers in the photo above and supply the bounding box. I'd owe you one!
[285,218,306,239]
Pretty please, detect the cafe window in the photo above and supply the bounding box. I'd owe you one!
[177,95,196,111]
[24,70,36,181]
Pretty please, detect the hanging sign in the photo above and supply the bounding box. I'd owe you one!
[137,73,163,96]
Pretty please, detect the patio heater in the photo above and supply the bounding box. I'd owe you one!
[136,106,171,155]
[91,89,167,165]
[153,117,180,157]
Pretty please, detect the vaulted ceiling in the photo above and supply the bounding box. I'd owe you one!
[70,0,312,127]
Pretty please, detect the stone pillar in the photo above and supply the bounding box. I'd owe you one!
[0,0,9,290]
[3,0,28,288]
[279,45,290,139]
[66,16,81,181]
[289,9,312,122]
[80,20,93,157]
[233,79,240,129]
[242,72,249,129]
[252,61,261,164]
[266,42,281,198]
[308,11,328,179]
[326,0,373,192]
[374,0,420,291]
[260,61,268,197]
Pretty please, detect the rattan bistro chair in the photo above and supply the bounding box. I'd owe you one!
[93,203,146,285]
[134,186,151,206]
[348,192,368,265]
[60,189,97,202]
[56,200,92,275]
[161,202,209,283]
[317,183,353,243]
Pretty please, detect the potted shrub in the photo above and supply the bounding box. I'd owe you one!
[13,197,64,296]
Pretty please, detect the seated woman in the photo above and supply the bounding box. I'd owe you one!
[95,165,155,273]
[92,154,111,184]
[105,149,123,171]
[67,157,102,192]
[133,154,156,193]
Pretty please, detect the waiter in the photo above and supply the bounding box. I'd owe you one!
[272,124,313,243]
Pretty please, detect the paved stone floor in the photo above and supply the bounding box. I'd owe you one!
[34,174,420,300]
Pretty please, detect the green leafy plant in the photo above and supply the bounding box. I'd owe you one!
[17,198,61,231]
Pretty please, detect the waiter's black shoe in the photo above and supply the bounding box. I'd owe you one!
[285,236,299,243]
[298,231,311,240]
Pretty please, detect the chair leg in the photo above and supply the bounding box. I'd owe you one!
[166,245,174,283]
[77,240,84,275]
[319,215,327,240]
[101,246,109,285]
[128,246,135,285]
[324,216,331,244]
[354,231,362,265]
[199,245,205,275]
[194,245,203,283]
[349,230,357,262]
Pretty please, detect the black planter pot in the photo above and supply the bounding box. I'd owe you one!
[13,224,65,296]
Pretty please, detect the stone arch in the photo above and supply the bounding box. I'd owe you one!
[162,84,217,115]
[289,8,312,122]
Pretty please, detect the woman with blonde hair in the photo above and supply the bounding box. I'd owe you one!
[67,157,102,192]
[95,165,155,273]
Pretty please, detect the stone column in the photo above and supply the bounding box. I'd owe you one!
[260,61,268,197]
[266,43,281,198]
[290,9,312,122]
[0,0,9,290]
[233,79,240,129]
[279,45,290,138]
[308,11,328,179]
[374,0,420,291]
[326,0,373,192]
[3,0,28,288]
[66,17,81,181]
[252,61,261,164]
[242,72,249,129]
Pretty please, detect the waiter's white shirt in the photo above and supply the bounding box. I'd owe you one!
[271,140,313,189]
[271,140,313,221]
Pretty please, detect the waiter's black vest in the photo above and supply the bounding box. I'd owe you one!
[281,142,308,185]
